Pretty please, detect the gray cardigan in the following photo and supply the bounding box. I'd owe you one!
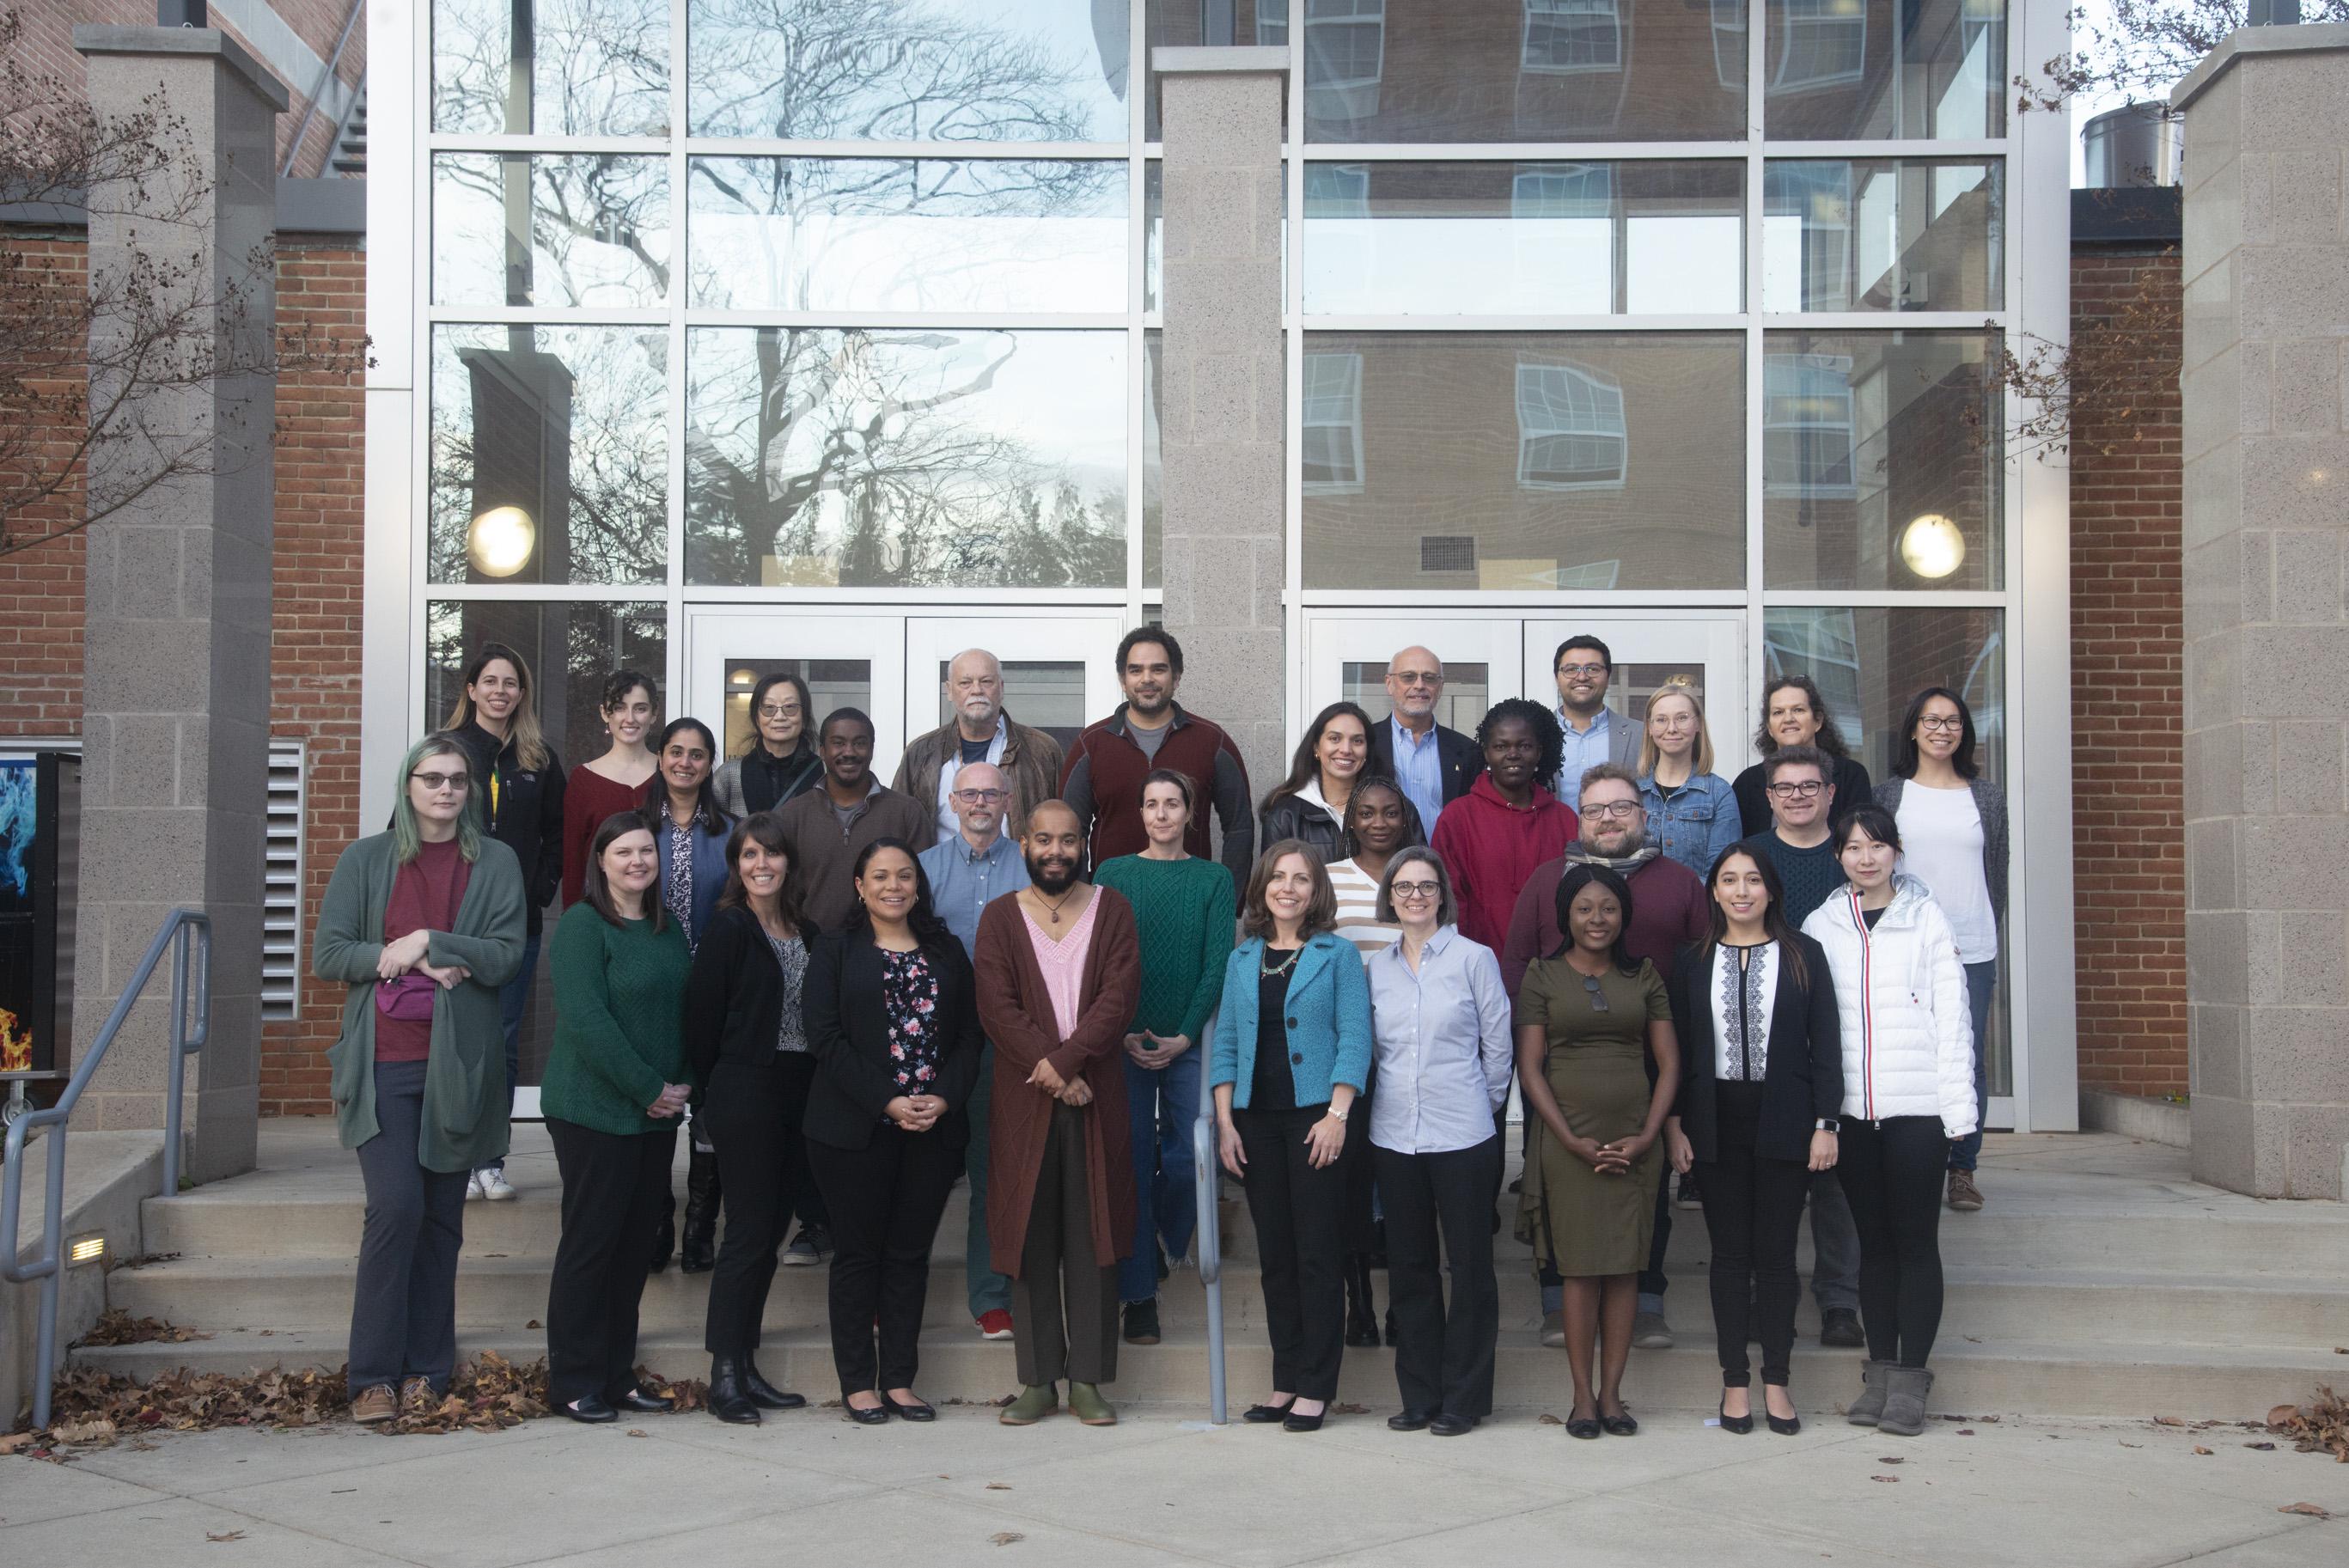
[1874,776,2008,924]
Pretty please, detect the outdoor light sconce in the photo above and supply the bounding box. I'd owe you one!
[66,1232,106,1267]
[467,505,536,578]
[1900,512,1966,581]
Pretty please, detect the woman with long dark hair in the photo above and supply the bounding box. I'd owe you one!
[1515,863,1680,1439]
[314,735,526,1424]
[713,670,823,818]
[1876,686,2006,1213]
[801,839,985,1424]
[540,812,694,1424]
[1258,702,1375,864]
[562,669,659,907]
[1730,674,1872,837]
[441,642,566,1204]
[643,716,734,1272]
[1663,845,1841,1436]
[685,812,816,1425]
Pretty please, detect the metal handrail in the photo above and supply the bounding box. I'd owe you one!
[1191,1009,1227,1425]
[281,0,367,178]
[2,909,210,1431]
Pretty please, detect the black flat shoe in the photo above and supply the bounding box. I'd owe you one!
[1565,1414,1602,1439]
[845,1400,890,1426]
[564,1397,617,1425]
[1242,1400,1296,1425]
[1282,1407,1326,1433]
[1766,1400,1802,1437]
[885,1395,937,1422]
[743,1362,807,1412]
[1429,1413,1477,1437]
[1600,1406,1638,1437]
[612,1388,675,1414]
[1387,1409,1432,1432]
[1718,1394,1753,1435]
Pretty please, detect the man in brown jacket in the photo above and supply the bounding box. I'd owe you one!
[893,648,1065,843]
[776,707,936,931]
[974,801,1142,1428]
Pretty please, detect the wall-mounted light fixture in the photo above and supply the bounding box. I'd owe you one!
[467,505,536,578]
[1900,513,1967,581]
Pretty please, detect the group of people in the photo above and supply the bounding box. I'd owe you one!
[316,627,1998,1443]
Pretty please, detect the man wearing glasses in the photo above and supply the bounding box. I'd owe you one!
[1366,645,1475,840]
[919,762,1032,1344]
[895,648,1066,843]
[1549,636,1639,812]
[1500,764,1709,1354]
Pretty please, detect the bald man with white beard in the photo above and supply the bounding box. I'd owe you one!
[894,647,1067,842]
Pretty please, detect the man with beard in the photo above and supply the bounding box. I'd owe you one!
[1060,629,1254,893]
[1502,763,1709,1354]
[776,707,936,931]
[973,802,1144,1427]
[894,648,1065,842]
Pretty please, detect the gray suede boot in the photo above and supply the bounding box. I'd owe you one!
[1845,1360,1891,1426]
[1876,1365,1934,1437]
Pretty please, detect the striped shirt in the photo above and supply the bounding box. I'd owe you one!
[1327,857,1403,956]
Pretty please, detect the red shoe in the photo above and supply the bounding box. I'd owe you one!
[976,1309,1015,1340]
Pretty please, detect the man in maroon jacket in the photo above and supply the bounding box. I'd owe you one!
[1059,628,1254,894]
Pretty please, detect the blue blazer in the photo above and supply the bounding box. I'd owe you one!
[1210,933,1373,1110]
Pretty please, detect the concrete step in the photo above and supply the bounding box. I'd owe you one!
[69,1325,2340,1422]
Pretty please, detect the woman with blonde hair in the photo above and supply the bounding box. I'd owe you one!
[1636,678,1742,882]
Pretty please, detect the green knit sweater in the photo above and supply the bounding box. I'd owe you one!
[540,900,692,1136]
[1095,853,1236,1044]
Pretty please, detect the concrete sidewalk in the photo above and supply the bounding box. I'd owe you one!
[4,1402,2343,1565]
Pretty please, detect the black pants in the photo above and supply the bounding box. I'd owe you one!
[1840,1115,1949,1368]
[701,1055,815,1355]
[1695,1083,1810,1386]
[1376,1135,1501,1419]
[546,1119,678,1407]
[1012,1101,1119,1388]
[1340,1086,1378,1254]
[350,1059,469,1394]
[1236,1105,1347,1401]
[806,1123,961,1398]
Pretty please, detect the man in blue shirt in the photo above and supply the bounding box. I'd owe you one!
[1550,635,1639,809]
[1367,644,1474,839]
[918,763,1030,1341]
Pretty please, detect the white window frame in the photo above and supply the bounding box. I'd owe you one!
[1515,361,1628,492]
[1301,351,1365,495]
[1521,0,1625,76]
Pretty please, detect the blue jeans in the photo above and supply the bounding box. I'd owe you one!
[1118,1046,1203,1304]
[965,1045,1013,1319]
[486,930,540,1174]
[1949,959,1998,1173]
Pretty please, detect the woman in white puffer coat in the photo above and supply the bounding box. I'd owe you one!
[1800,804,1976,1439]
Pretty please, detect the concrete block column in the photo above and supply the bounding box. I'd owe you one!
[2173,24,2349,1199]
[71,27,287,1182]
[1153,47,1290,810]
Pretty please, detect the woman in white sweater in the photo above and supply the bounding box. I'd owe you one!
[1800,804,1976,1439]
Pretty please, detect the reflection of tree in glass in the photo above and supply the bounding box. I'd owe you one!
[437,155,670,308]
[426,601,668,757]
[429,326,668,585]
[689,0,1115,140]
[433,0,670,137]
[686,327,1123,589]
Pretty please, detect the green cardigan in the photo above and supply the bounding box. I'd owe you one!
[313,831,528,1173]
[539,900,692,1136]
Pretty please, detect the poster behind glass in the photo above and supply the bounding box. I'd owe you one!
[0,753,76,1082]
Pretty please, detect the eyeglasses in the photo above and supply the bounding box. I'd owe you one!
[410,772,470,791]
[1582,973,1610,1013]
[756,704,801,720]
[1556,662,1608,679]
[1389,879,1441,900]
[952,788,1006,803]
[1918,715,1965,733]
[1582,801,1641,821]
[1388,670,1442,687]
[1767,780,1827,799]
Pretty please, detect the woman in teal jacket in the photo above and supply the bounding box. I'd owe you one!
[313,734,526,1425]
[1210,839,1373,1433]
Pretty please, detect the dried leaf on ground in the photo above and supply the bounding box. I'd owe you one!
[1535,1413,1563,1425]
[1877,1456,1906,1465]
[631,1366,708,1413]
[2265,1388,2349,1464]
[2246,1442,2277,1451]
[0,1430,40,1455]
[2154,1415,2185,1426]
[2279,1503,2331,1518]
[50,1417,117,1444]
[1870,1475,1901,1483]
[985,1482,1013,1491]
[626,1430,649,1438]
[40,1351,555,1443]
[990,1533,1025,1546]
[73,1309,210,1347]
[205,1531,246,1542]
[2193,1447,2213,1455]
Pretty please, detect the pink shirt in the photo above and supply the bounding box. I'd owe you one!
[1023,890,1103,1041]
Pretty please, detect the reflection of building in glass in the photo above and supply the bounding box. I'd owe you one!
[1302,353,1366,493]
[1763,354,1858,498]
[1516,363,1628,491]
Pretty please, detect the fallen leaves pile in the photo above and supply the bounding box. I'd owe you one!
[2266,1387,2349,1464]
[70,1308,210,1346]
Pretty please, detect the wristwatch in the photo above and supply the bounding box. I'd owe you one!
[1327,1104,1351,1122]
[1815,1118,1840,1132]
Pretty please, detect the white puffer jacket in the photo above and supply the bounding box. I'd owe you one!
[1800,875,1978,1138]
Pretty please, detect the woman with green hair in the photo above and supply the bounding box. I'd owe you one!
[313,734,527,1425]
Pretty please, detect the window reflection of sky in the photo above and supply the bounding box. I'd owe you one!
[1304,214,1741,314]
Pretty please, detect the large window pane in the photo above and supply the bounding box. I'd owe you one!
[433,155,670,308]
[1763,159,2002,313]
[1301,333,1745,590]
[691,0,1131,141]
[1764,331,2002,590]
[433,0,669,137]
[688,158,1126,313]
[429,326,669,586]
[686,328,1127,589]
[1765,0,2006,140]
[1303,161,1742,315]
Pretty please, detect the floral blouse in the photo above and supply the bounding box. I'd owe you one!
[880,948,942,1096]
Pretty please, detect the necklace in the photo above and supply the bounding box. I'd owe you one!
[1032,886,1079,926]
[1260,944,1303,979]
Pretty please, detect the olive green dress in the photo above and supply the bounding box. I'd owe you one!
[1516,956,1672,1278]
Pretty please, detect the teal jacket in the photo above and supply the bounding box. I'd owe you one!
[1210,932,1373,1109]
[313,831,527,1173]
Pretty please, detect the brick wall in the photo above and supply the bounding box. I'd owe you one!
[2069,241,2188,1097]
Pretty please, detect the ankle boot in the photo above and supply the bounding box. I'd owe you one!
[706,1355,760,1425]
[742,1357,806,1411]
[1000,1382,1059,1425]
[1876,1365,1934,1437]
[680,1147,721,1274]
[649,1193,676,1273]
[1344,1254,1379,1347]
[1846,1359,1891,1426]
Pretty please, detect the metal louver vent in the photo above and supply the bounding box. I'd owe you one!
[264,740,305,1022]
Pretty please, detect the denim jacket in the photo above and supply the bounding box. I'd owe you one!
[1638,771,1742,882]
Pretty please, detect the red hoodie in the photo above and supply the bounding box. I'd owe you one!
[1429,773,1579,953]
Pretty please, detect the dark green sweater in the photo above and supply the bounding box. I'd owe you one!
[1094,853,1236,1044]
[540,900,692,1136]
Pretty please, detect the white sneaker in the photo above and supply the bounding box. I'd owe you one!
[478,1168,517,1202]
[465,1171,485,1202]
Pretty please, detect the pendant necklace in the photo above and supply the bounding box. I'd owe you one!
[1260,945,1303,979]
[1034,888,1077,926]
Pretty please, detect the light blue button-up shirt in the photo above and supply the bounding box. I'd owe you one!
[1387,716,1446,840]
[1553,705,1616,810]
[1365,926,1516,1156]
[918,830,1030,960]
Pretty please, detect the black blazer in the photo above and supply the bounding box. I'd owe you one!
[682,904,821,1083]
[1667,935,1842,1165]
[800,924,985,1153]
[1366,717,1478,829]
